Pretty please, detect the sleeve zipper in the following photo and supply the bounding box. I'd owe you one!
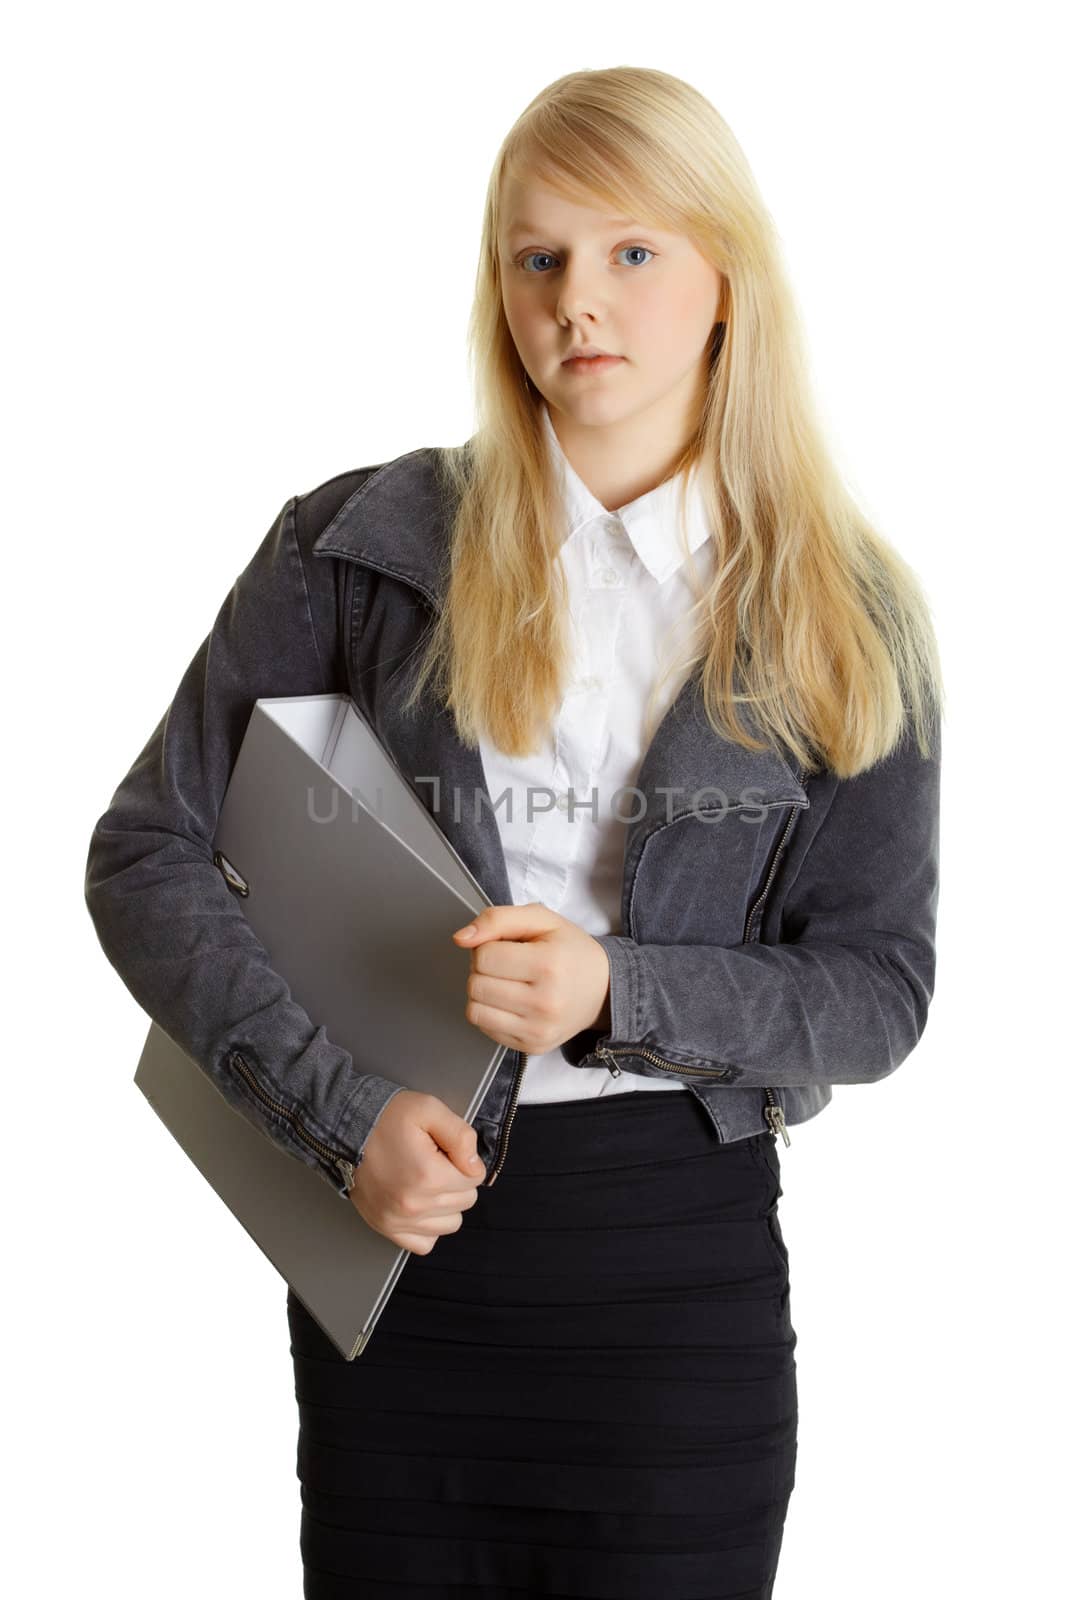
[227,1050,357,1192]
[593,1041,790,1147]
[592,1041,730,1080]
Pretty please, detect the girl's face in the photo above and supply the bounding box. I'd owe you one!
[498,177,723,440]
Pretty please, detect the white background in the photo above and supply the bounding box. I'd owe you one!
[5,2,1062,1594]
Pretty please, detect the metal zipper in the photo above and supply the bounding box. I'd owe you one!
[742,796,804,943]
[485,1051,527,1187]
[213,850,249,896]
[763,1098,791,1146]
[742,794,806,1148]
[228,1051,357,1192]
[592,1040,731,1079]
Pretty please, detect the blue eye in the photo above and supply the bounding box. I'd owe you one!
[517,245,657,273]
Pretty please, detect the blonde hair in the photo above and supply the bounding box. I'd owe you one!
[403,66,944,779]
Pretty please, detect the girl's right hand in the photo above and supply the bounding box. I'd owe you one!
[346,1089,486,1253]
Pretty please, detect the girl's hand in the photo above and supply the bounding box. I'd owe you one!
[452,903,611,1054]
[347,1089,486,1252]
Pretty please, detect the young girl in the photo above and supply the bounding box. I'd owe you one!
[85,67,942,1599]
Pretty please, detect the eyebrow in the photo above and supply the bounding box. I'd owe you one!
[504,217,648,237]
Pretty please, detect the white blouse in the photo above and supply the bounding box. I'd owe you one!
[477,402,718,1103]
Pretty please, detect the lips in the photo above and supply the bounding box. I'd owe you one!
[561,352,625,374]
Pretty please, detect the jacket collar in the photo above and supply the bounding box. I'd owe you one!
[310,415,716,605]
[310,445,460,611]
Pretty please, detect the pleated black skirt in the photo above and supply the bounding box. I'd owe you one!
[286,1088,799,1599]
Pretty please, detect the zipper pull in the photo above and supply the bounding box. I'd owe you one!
[764,1103,792,1147]
[335,1156,357,1193]
[213,850,249,897]
[594,1043,622,1078]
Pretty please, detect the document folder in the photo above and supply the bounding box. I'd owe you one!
[134,693,508,1360]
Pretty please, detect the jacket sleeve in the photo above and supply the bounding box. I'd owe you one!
[84,491,406,1194]
[584,710,941,1089]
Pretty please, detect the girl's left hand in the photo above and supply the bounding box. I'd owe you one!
[452,902,611,1054]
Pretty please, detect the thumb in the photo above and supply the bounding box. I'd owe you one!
[425,1101,485,1177]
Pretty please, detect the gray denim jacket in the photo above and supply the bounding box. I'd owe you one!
[84,445,941,1194]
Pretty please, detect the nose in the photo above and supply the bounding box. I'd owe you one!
[552,256,608,327]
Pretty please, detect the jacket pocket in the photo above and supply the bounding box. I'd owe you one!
[634,799,804,948]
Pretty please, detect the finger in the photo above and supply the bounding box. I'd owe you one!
[453,903,558,947]
[469,970,534,1015]
[464,997,527,1049]
[465,947,536,985]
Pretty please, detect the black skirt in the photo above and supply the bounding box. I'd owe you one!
[286,1088,798,1599]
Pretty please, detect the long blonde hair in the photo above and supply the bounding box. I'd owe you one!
[403,66,944,778]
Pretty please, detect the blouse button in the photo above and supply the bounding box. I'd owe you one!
[597,567,620,585]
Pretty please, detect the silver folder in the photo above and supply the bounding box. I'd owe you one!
[134,693,507,1360]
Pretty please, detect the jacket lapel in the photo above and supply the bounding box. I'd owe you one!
[310,444,462,612]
